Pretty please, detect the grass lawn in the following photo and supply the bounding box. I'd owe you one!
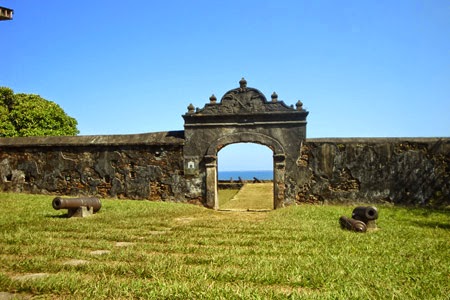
[0,192,449,299]
[217,188,240,208]
[218,182,273,210]
[219,183,273,210]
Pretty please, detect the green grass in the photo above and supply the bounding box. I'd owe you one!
[218,188,239,207]
[219,183,273,210]
[0,192,449,299]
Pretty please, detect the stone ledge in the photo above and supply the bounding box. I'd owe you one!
[306,137,449,144]
[0,131,185,147]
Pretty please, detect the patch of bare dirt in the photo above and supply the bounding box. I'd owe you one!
[90,250,111,255]
[11,273,49,281]
[115,242,135,247]
[0,292,32,300]
[63,259,89,266]
[174,217,196,224]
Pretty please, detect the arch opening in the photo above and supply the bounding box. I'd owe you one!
[203,132,286,210]
[217,143,274,210]
[183,79,308,209]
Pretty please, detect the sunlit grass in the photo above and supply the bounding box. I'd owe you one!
[217,188,239,208]
[219,183,273,210]
[0,192,449,299]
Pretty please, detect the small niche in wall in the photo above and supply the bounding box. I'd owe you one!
[129,162,136,178]
[5,174,12,182]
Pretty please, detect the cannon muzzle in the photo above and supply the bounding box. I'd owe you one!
[339,215,367,232]
[352,206,378,223]
[52,197,102,216]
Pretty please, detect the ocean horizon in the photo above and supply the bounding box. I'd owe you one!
[218,170,273,181]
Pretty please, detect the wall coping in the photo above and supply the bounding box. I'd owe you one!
[0,131,185,147]
[1,133,448,148]
[305,137,450,143]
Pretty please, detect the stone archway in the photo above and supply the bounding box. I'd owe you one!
[206,132,286,209]
[182,78,308,209]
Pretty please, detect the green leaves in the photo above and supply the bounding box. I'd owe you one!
[0,105,17,137]
[0,87,79,137]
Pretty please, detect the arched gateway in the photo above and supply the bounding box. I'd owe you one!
[183,78,308,209]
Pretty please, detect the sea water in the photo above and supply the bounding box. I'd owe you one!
[218,170,273,181]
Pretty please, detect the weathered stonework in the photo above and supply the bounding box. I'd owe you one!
[297,138,450,207]
[0,79,449,208]
[1,135,448,208]
[0,132,198,203]
[183,78,308,208]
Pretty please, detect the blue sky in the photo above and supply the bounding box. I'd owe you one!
[1,0,449,170]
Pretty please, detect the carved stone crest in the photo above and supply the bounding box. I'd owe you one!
[193,78,298,115]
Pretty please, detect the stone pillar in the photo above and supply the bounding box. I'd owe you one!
[273,154,286,208]
[204,155,218,209]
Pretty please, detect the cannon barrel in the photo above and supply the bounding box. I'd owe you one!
[339,215,367,232]
[352,206,378,222]
[52,197,101,213]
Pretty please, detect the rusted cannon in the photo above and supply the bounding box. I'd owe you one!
[253,177,262,183]
[52,197,101,218]
[339,215,367,232]
[352,206,378,229]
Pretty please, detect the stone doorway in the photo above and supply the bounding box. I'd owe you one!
[217,143,274,210]
[204,132,287,209]
[182,78,308,209]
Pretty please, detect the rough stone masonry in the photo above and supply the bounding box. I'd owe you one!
[0,79,449,208]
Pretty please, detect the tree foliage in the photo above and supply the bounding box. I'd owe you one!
[0,87,79,137]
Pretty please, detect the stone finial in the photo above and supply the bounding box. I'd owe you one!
[296,100,303,111]
[271,92,278,102]
[209,94,217,104]
[187,103,195,114]
[239,77,247,89]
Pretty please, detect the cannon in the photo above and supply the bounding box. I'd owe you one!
[52,197,101,218]
[352,206,378,229]
[339,215,367,232]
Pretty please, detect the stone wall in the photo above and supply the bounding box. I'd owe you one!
[297,138,449,207]
[0,134,449,207]
[0,131,202,203]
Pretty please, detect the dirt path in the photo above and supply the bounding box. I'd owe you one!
[220,183,273,210]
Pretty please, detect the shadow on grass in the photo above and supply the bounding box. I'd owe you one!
[410,220,450,230]
[46,213,69,218]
